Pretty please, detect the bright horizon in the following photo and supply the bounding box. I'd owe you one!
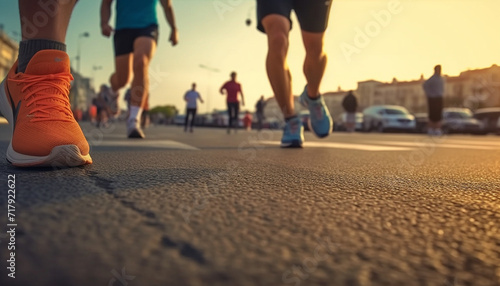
[0,0,499,114]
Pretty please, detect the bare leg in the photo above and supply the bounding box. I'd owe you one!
[19,0,76,41]
[262,15,294,118]
[130,37,156,108]
[301,31,327,99]
[110,54,133,92]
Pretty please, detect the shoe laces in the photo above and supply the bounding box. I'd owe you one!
[287,120,299,134]
[12,72,74,122]
[311,103,324,120]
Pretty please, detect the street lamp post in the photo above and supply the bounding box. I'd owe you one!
[199,64,220,113]
[76,32,89,74]
[92,65,103,88]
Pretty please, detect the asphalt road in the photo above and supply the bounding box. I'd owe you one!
[0,121,499,286]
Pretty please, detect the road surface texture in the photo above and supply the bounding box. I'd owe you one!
[0,121,499,286]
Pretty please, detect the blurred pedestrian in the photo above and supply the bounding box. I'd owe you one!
[342,90,358,132]
[243,111,253,131]
[423,65,445,136]
[220,71,245,134]
[95,84,112,127]
[184,83,204,132]
[89,104,98,124]
[101,0,178,138]
[256,0,333,147]
[255,95,266,130]
[124,88,132,119]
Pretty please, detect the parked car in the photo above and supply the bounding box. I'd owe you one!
[413,113,429,133]
[173,114,186,126]
[362,105,416,132]
[334,112,363,131]
[442,108,483,134]
[473,107,500,135]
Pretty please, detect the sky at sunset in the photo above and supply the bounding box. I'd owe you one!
[0,0,499,114]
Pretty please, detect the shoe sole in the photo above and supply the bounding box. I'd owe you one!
[300,93,333,138]
[0,79,92,167]
[128,129,145,139]
[280,141,303,148]
[7,144,92,167]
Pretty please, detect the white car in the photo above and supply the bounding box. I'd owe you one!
[362,105,416,132]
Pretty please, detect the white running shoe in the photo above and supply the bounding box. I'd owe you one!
[127,119,145,139]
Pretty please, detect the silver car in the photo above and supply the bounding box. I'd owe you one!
[442,108,483,134]
[362,105,416,132]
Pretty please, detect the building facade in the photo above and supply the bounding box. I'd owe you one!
[70,69,95,113]
[0,29,18,80]
[356,65,500,113]
[260,65,500,123]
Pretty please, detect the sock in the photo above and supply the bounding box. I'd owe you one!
[285,115,298,122]
[18,39,66,73]
[305,87,320,100]
[129,106,143,122]
[307,93,320,100]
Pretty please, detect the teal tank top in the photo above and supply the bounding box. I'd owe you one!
[115,0,159,30]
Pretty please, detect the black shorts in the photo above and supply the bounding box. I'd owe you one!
[113,24,159,56]
[257,0,332,33]
[427,97,443,122]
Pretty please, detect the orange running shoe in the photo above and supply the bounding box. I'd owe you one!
[0,50,92,167]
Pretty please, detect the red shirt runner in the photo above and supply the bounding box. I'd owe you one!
[222,80,241,103]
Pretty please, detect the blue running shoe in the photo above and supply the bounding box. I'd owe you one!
[281,116,304,148]
[300,86,332,138]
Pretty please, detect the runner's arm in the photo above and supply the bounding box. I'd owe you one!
[240,87,245,106]
[220,84,226,95]
[100,0,114,37]
[160,0,178,46]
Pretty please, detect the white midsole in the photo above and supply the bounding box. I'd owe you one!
[6,144,90,166]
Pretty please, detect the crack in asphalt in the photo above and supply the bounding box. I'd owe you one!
[161,235,207,265]
[87,170,115,193]
[120,200,157,219]
[87,170,207,266]
[86,171,158,219]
